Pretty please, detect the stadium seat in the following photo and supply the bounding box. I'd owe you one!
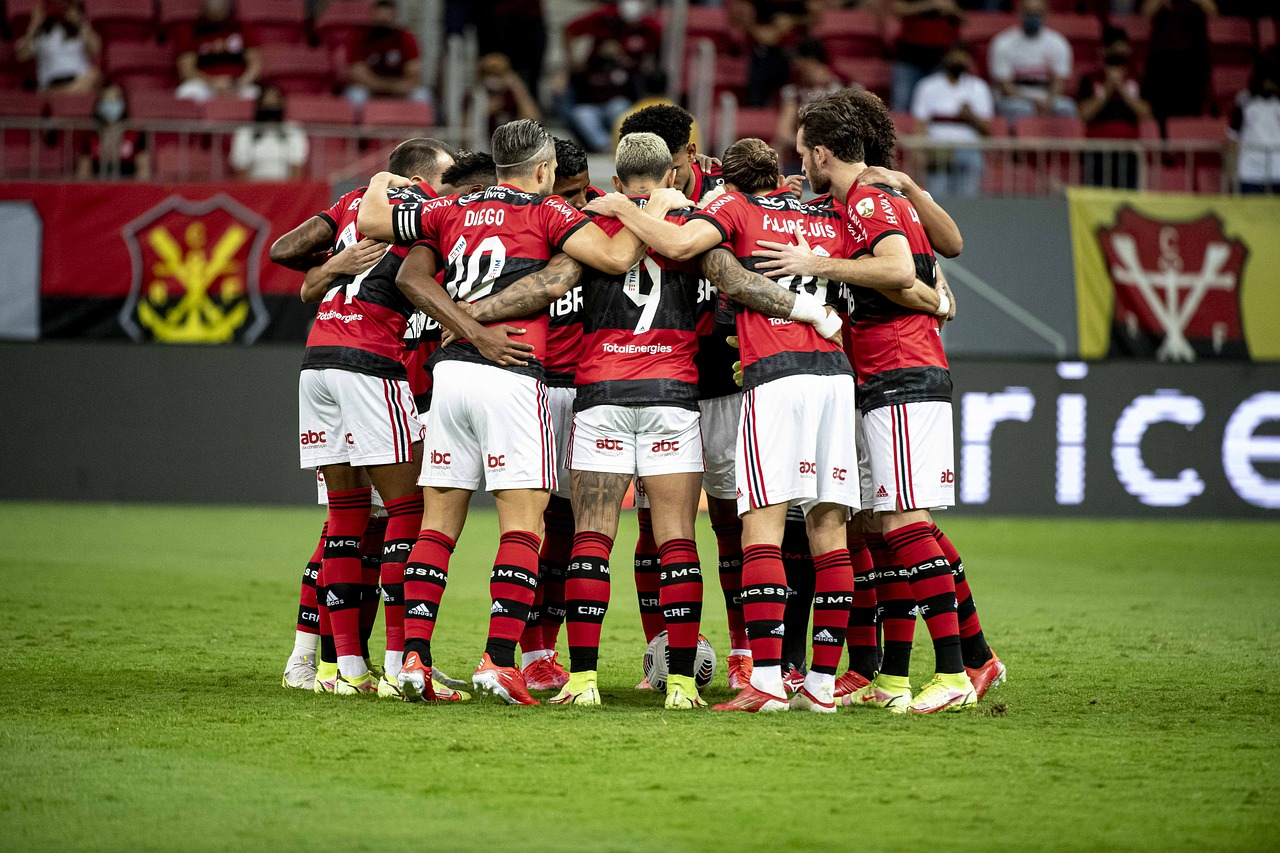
[2,139,67,179]
[315,0,373,50]
[128,91,203,120]
[0,41,30,90]
[733,107,778,142]
[238,0,309,46]
[84,0,156,42]
[670,5,732,47]
[306,135,359,180]
[812,8,885,60]
[1166,116,1228,142]
[1208,16,1257,66]
[1212,64,1253,113]
[1164,118,1227,193]
[259,45,337,94]
[5,0,40,37]
[1051,13,1103,68]
[891,112,917,139]
[833,57,892,100]
[202,97,256,123]
[1012,115,1083,192]
[285,94,357,125]
[46,91,97,118]
[157,0,203,30]
[959,12,1017,71]
[104,41,176,91]
[1261,18,1276,52]
[1012,115,1084,138]
[362,99,433,128]
[0,91,43,118]
[155,143,212,181]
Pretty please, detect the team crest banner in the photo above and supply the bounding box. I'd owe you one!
[1068,187,1280,362]
[0,181,330,342]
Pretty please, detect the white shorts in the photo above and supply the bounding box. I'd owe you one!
[860,401,956,512]
[315,469,385,508]
[419,361,556,492]
[546,386,576,499]
[298,368,424,469]
[569,405,704,477]
[699,392,741,501]
[736,374,859,517]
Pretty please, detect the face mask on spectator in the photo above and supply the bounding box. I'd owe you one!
[257,107,284,123]
[619,0,645,24]
[1021,13,1043,36]
[944,60,967,78]
[1104,52,1128,68]
[97,100,125,123]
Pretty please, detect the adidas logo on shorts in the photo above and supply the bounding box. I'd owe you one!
[408,603,433,618]
[876,485,889,498]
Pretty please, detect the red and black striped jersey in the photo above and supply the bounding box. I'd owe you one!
[543,184,608,387]
[575,198,702,411]
[688,160,738,400]
[689,159,725,204]
[693,188,853,391]
[839,182,950,412]
[390,183,590,379]
[302,183,436,380]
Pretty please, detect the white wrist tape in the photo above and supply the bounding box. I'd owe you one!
[788,290,827,325]
[814,309,843,340]
[935,287,951,317]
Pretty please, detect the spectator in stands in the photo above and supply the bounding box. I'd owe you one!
[453,0,548,102]
[344,0,430,108]
[1078,27,1151,189]
[729,0,817,107]
[16,1,101,95]
[1229,55,1280,194]
[175,0,261,102]
[989,0,1076,122]
[563,1,662,152]
[230,86,307,180]
[75,84,149,180]
[614,71,705,150]
[1141,0,1216,128]
[777,38,851,168]
[911,41,993,196]
[889,0,964,113]
[468,52,541,138]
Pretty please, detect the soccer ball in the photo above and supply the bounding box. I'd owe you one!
[642,631,717,691]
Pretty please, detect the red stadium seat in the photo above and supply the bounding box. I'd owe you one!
[238,0,309,46]
[5,0,40,37]
[84,0,155,42]
[813,9,885,60]
[683,6,731,45]
[960,12,1017,71]
[0,91,45,117]
[1051,13,1103,69]
[128,90,203,120]
[259,45,337,94]
[0,40,31,90]
[104,41,177,91]
[306,135,359,180]
[1012,116,1083,192]
[202,97,256,123]
[833,57,891,100]
[46,91,97,118]
[362,99,433,128]
[1208,17,1257,66]
[1013,115,1084,138]
[155,144,212,181]
[891,112,917,138]
[733,107,778,142]
[1261,18,1276,52]
[315,0,373,50]
[1212,64,1254,113]
[1164,118,1227,193]
[157,0,203,29]
[2,139,68,179]
[1166,116,1228,142]
[285,94,357,125]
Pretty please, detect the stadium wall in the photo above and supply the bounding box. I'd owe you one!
[2,343,1277,518]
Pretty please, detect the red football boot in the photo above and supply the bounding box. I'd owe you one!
[965,652,1006,701]
[834,669,871,700]
[711,685,789,713]
[473,653,540,705]
[726,654,753,690]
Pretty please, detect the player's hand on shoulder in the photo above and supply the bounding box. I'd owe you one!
[782,174,805,198]
[646,187,689,215]
[585,192,632,217]
[693,153,721,173]
[751,220,817,278]
[472,324,535,367]
[370,170,412,189]
[855,166,916,193]
[329,237,386,275]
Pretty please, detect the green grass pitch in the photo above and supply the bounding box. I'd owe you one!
[1,503,1277,851]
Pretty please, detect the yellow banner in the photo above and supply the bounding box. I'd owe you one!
[1068,187,1280,361]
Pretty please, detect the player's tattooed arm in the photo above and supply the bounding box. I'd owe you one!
[754,224,914,291]
[702,249,844,342]
[355,171,412,242]
[855,167,963,257]
[465,253,584,323]
[298,238,388,303]
[269,215,336,271]
[570,470,632,533]
[396,245,535,367]
[585,190,720,262]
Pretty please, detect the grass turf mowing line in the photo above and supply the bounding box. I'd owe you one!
[0,503,1277,851]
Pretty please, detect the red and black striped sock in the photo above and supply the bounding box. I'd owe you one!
[528,496,573,653]
[846,535,879,679]
[811,549,854,676]
[380,493,423,661]
[358,514,387,660]
[931,524,992,668]
[566,531,613,673]
[317,562,336,665]
[633,509,663,642]
[322,487,372,660]
[659,538,703,678]
[485,530,541,668]
[741,544,787,669]
[871,533,915,678]
[884,522,963,675]
[402,529,454,666]
[711,519,748,650]
[295,523,325,636]
[781,516,814,672]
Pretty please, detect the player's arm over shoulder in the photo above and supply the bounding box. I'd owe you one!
[269,214,336,271]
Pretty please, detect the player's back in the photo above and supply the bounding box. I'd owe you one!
[696,189,851,390]
[839,183,948,387]
[575,197,701,409]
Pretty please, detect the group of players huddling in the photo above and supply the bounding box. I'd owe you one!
[270,89,1006,714]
